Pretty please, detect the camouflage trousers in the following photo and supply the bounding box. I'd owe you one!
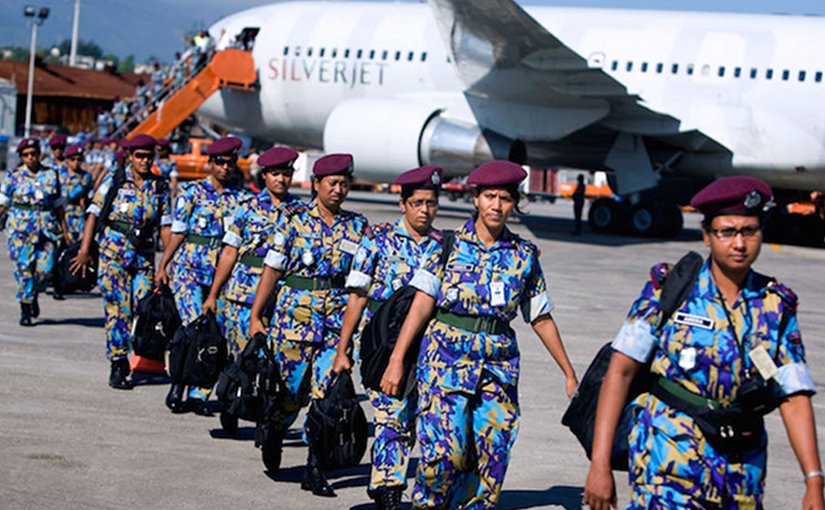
[64,204,86,245]
[367,388,416,491]
[221,299,251,359]
[413,373,520,509]
[7,232,57,303]
[99,253,153,361]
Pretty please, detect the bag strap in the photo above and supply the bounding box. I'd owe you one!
[95,166,127,235]
[657,251,703,331]
[438,230,455,271]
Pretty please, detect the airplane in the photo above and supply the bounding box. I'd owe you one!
[195,0,825,243]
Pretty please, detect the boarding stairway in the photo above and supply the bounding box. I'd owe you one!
[113,49,257,140]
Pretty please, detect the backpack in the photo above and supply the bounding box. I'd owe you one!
[54,241,99,294]
[561,251,703,471]
[359,231,455,395]
[216,333,279,423]
[305,371,369,470]
[131,285,181,361]
[166,313,229,387]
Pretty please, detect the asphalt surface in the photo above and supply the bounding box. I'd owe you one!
[1,192,823,509]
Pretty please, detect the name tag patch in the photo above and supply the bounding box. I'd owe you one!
[340,239,358,255]
[118,189,136,197]
[673,312,714,330]
[446,262,475,273]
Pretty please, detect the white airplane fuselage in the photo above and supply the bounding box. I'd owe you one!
[199,1,825,190]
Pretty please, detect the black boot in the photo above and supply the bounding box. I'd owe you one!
[19,303,34,327]
[186,398,214,417]
[31,294,40,318]
[371,487,403,510]
[109,359,133,390]
[165,384,186,413]
[301,447,336,497]
[260,424,284,472]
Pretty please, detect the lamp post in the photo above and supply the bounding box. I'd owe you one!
[23,5,49,138]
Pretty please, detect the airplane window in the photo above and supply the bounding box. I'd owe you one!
[408,51,415,61]
[687,64,694,75]
[750,68,757,79]
[332,48,338,58]
[382,50,388,60]
[344,49,350,58]
[307,47,313,57]
[718,66,725,77]
[671,63,679,74]
[283,46,289,56]
[295,46,301,57]
[656,63,663,73]
[356,49,363,59]
[609,61,617,71]
[626,61,633,72]
[421,52,427,62]
[369,50,376,60]
[782,70,789,80]
[816,71,822,83]
[766,69,773,79]
[799,71,806,81]
[395,51,401,61]
[641,62,648,72]
[319,48,325,57]
[734,67,741,78]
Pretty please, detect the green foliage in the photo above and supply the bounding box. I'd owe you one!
[117,55,135,74]
[56,38,104,59]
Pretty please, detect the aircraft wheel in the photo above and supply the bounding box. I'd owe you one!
[629,203,657,237]
[588,198,617,233]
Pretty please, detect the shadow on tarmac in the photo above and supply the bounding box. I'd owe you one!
[36,316,105,328]
[517,214,703,247]
[498,485,584,510]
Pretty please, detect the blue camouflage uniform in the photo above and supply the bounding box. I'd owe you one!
[345,219,443,493]
[1,164,65,303]
[156,158,179,183]
[169,177,249,399]
[263,199,368,436]
[408,217,553,509]
[58,165,93,244]
[88,166,172,361]
[611,259,815,509]
[220,190,301,357]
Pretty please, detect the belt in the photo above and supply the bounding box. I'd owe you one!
[435,310,511,335]
[186,234,222,248]
[239,254,264,268]
[12,202,47,211]
[367,299,384,314]
[107,220,133,235]
[654,377,722,411]
[284,274,345,291]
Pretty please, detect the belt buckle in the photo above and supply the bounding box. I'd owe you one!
[474,316,490,334]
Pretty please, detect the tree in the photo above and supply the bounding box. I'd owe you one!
[56,38,104,59]
[117,55,135,74]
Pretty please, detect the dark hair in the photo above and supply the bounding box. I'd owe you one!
[701,214,762,231]
[474,184,525,215]
[400,185,440,202]
[311,174,352,199]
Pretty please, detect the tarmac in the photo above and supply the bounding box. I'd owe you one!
[1,191,823,510]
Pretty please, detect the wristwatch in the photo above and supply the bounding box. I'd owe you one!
[804,470,825,482]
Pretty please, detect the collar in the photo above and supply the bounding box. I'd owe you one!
[697,258,768,305]
[458,216,517,250]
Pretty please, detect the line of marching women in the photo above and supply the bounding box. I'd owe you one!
[2,132,822,509]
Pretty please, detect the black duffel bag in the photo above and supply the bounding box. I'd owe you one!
[305,371,368,470]
[54,241,98,294]
[132,285,181,361]
[217,333,279,424]
[167,313,228,388]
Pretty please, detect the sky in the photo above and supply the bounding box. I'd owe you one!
[1,0,824,63]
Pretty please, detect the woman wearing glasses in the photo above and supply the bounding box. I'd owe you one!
[584,176,823,510]
[0,138,68,326]
[61,145,94,244]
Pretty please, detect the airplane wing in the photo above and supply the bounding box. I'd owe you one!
[427,0,731,193]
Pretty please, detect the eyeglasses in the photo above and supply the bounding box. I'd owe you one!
[20,150,38,158]
[407,199,438,209]
[212,156,237,166]
[68,156,83,162]
[710,226,761,240]
[132,152,153,160]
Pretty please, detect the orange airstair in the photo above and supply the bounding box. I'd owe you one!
[125,49,256,139]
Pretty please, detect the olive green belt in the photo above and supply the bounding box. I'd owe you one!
[239,254,264,268]
[12,202,47,211]
[186,234,222,248]
[435,310,511,335]
[107,220,133,234]
[655,377,723,411]
[285,274,345,291]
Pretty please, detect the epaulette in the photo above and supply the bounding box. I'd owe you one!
[366,222,391,240]
[428,228,444,243]
[767,279,798,312]
[649,262,672,290]
[281,200,307,217]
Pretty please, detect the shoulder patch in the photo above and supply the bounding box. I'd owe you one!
[428,228,444,242]
[282,200,308,217]
[649,262,672,290]
[767,279,798,311]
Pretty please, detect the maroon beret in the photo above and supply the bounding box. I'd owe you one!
[690,176,774,217]
[206,136,242,156]
[156,137,170,148]
[127,134,157,152]
[259,147,299,169]
[394,165,443,189]
[48,134,67,148]
[114,149,128,160]
[16,137,40,154]
[466,160,526,188]
[65,145,85,158]
[313,153,353,177]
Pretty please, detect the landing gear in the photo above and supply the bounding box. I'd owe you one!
[588,198,618,233]
[588,197,683,238]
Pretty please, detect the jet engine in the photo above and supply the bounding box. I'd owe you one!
[323,99,524,181]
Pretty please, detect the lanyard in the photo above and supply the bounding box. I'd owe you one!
[716,286,754,379]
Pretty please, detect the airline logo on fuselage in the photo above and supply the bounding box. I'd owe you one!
[268,58,388,88]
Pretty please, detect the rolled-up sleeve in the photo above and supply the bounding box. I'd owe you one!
[170,193,191,233]
[774,313,816,396]
[263,216,292,271]
[610,282,661,363]
[86,175,111,217]
[520,252,554,323]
